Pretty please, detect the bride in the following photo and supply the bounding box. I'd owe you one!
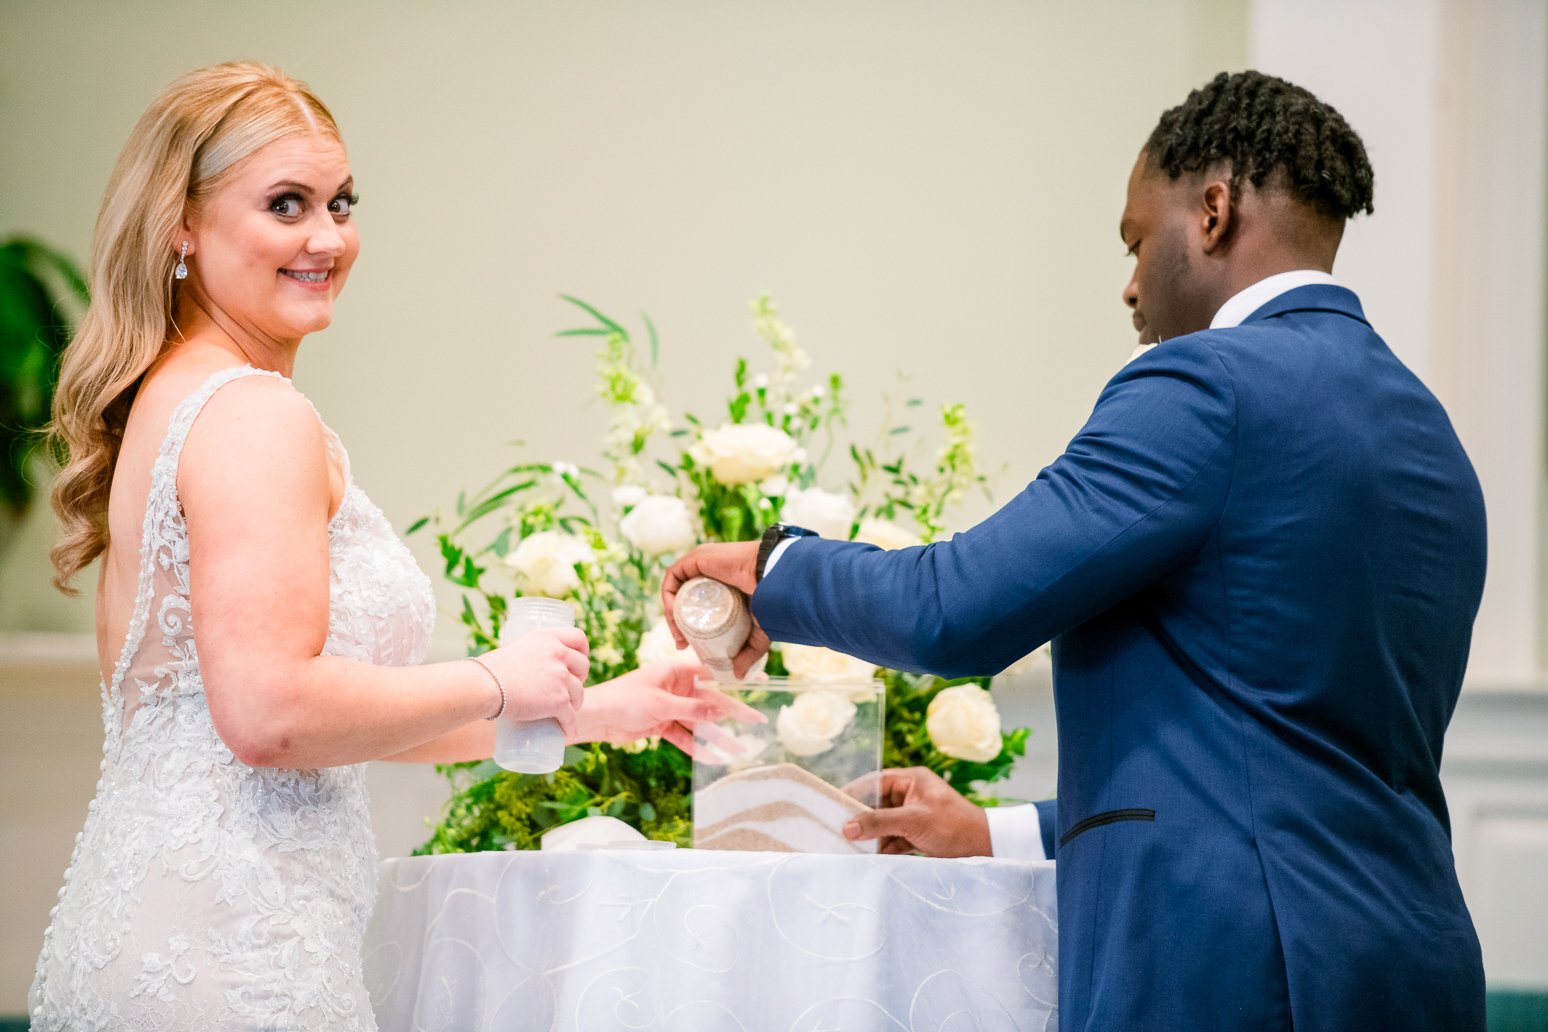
[30,61,731,1030]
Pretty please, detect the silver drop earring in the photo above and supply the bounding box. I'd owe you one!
[174,241,189,281]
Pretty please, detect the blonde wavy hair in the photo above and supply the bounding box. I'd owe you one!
[49,61,342,593]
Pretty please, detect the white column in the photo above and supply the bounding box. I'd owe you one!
[1248,0,1548,687]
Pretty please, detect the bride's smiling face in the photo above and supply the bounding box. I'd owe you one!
[185,132,359,343]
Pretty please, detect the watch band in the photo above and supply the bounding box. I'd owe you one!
[755,523,817,582]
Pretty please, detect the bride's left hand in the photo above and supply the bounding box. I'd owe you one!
[575,659,766,756]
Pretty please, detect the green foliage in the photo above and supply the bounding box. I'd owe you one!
[413,294,1029,853]
[0,237,87,518]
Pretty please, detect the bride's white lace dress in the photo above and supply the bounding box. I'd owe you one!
[30,366,435,1031]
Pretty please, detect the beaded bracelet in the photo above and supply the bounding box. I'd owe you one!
[467,656,506,721]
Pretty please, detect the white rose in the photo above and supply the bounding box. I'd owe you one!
[780,486,856,540]
[618,495,697,556]
[780,643,877,684]
[776,690,857,757]
[611,484,647,508]
[854,517,921,550]
[760,474,789,497]
[925,684,1003,763]
[635,618,680,666]
[505,531,594,597]
[700,729,768,769]
[691,423,800,485]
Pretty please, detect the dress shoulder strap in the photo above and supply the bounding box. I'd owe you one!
[104,366,291,728]
[153,365,289,475]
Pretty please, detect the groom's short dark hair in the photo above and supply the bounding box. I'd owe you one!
[1145,70,1376,222]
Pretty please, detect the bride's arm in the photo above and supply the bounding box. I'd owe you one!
[181,377,586,770]
[378,659,759,763]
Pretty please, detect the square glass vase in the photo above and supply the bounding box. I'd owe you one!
[692,676,884,854]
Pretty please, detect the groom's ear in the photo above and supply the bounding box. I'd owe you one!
[1200,179,1233,254]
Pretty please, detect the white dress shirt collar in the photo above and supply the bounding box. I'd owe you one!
[1209,269,1338,330]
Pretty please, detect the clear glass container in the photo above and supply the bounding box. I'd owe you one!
[692,676,884,854]
[492,596,575,774]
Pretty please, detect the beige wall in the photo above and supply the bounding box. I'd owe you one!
[0,0,1246,637]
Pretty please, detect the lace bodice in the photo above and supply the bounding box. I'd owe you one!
[30,367,435,1031]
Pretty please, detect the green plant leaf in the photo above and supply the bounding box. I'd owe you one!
[642,312,659,368]
[557,294,626,336]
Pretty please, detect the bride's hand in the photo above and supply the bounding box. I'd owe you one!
[482,627,590,738]
[575,659,765,755]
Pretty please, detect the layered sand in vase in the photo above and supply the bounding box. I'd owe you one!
[694,762,875,854]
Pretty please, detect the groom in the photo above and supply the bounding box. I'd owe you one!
[663,71,1486,1032]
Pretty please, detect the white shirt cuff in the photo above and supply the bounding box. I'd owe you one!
[985,803,1047,861]
[761,535,801,578]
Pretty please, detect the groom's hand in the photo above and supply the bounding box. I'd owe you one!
[843,767,992,857]
[661,542,769,677]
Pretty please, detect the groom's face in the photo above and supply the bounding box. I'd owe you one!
[1118,152,1216,346]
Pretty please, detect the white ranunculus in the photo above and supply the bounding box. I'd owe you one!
[760,474,789,497]
[611,484,647,509]
[780,643,877,684]
[691,423,801,485]
[635,618,680,666]
[780,486,856,540]
[776,690,857,758]
[618,495,697,556]
[506,531,594,598]
[926,684,1003,763]
[854,517,921,550]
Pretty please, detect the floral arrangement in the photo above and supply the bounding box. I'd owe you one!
[412,295,1030,853]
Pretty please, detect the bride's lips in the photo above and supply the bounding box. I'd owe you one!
[280,268,332,291]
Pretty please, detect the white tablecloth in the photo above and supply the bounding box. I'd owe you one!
[364,849,1058,1031]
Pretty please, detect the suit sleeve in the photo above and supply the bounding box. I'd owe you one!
[751,337,1238,677]
[1035,798,1058,859]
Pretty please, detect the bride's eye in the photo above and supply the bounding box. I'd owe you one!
[269,194,304,219]
[328,193,359,218]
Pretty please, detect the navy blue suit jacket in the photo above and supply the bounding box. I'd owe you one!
[753,285,1486,1031]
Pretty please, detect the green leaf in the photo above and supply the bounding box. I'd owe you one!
[555,327,613,338]
[405,516,430,535]
[729,391,750,423]
[642,312,659,368]
[557,294,626,336]
[453,479,536,533]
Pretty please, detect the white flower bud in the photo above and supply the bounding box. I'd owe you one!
[618,495,697,556]
[781,643,877,684]
[854,517,922,551]
[776,690,857,757]
[925,684,1003,763]
[611,484,647,509]
[690,423,801,485]
[505,531,594,598]
[780,486,856,540]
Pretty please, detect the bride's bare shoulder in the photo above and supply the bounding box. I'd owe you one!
[130,360,326,490]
